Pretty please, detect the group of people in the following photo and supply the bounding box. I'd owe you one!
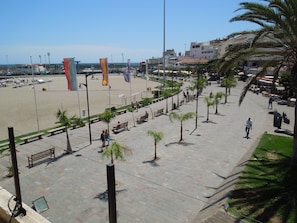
[100,129,110,148]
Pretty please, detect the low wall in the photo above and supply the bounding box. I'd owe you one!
[0,187,51,223]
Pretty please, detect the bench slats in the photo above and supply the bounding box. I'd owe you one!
[28,147,55,168]
[112,122,128,133]
[21,133,43,143]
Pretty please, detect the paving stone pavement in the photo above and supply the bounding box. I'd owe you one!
[0,81,294,223]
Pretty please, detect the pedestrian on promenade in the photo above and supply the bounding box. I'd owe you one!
[245,117,253,138]
[100,130,106,148]
[268,97,273,109]
[105,129,110,146]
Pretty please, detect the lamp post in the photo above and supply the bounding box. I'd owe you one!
[195,72,199,129]
[171,71,174,110]
[162,0,166,87]
[30,56,40,133]
[80,73,92,144]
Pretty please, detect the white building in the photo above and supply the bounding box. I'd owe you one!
[189,42,218,60]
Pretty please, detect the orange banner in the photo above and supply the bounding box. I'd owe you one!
[100,58,108,86]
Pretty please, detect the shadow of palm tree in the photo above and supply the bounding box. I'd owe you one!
[202,120,217,124]
[227,149,297,222]
[94,189,127,202]
[165,141,195,147]
[143,159,160,167]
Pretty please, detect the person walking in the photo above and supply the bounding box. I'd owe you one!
[100,130,106,148]
[105,129,110,146]
[268,97,273,109]
[245,117,253,138]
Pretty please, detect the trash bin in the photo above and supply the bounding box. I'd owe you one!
[82,109,86,117]
[273,112,282,129]
[173,103,176,110]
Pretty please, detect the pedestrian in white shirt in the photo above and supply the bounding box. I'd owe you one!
[245,118,252,138]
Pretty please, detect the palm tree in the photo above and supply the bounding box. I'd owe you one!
[99,109,116,132]
[147,130,164,160]
[214,92,224,114]
[204,96,215,122]
[140,97,154,119]
[221,75,236,103]
[219,0,297,164]
[162,89,172,113]
[169,111,196,142]
[191,72,207,128]
[102,141,132,164]
[56,108,73,154]
[127,107,136,127]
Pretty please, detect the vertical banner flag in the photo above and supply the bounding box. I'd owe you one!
[124,59,130,83]
[100,58,108,86]
[63,58,77,91]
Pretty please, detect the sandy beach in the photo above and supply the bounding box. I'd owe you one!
[0,74,159,140]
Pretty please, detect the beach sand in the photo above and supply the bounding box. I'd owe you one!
[0,74,159,140]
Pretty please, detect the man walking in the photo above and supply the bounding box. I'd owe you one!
[268,97,273,109]
[245,117,253,138]
[100,130,105,148]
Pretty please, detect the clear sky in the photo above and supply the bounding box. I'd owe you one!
[1,0,260,65]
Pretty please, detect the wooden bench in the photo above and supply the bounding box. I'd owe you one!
[116,109,127,115]
[154,108,164,117]
[28,147,55,168]
[48,126,66,136]
[0,141,10,150]
[90,117,101,124]
[20,133,43,144]
[137,113,149,124]
[112,122,128,133]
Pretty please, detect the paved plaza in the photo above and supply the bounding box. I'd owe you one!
[0,81,295,223]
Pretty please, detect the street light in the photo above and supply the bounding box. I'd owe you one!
[195,72,199,129]
[171,71,174,110]
[79,73,92,145]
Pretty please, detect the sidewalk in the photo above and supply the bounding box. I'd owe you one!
[0,81,294,223]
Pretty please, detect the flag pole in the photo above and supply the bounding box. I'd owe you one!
[146,60,148,98]
[109,85,111,109]
[30,56,40,133]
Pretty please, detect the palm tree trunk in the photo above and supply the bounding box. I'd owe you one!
[111,150,114,164]
[291,95,297,165]
[225,87,228,103]
[180,121,183,142]
[66,128,72,154]
[154,141,157,159]
[166,98,168,113]
[291,64,297,165]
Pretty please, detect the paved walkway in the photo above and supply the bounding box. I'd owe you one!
[0,81,294,223]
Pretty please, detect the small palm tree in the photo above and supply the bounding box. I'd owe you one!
[140,98,154,119]
[204,96,215,122]
[102,141,132,164]
[71,116,85,128]
[221,75,236,103]
[162,89,172,113]
[169,111,196,142]
[213,92,224,114]
[99,109,116,132]
[56,108,74,154]
[127,107,136,127]
[147,130,164,160]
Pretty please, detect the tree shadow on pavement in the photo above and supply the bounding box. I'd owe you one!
[221,149,297,222]
[143,159,160,167]
[165,141,195,147]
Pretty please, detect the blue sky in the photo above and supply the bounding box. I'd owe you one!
[1,0,260,65]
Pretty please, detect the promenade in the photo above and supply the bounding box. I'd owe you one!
[0,80,294,223]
